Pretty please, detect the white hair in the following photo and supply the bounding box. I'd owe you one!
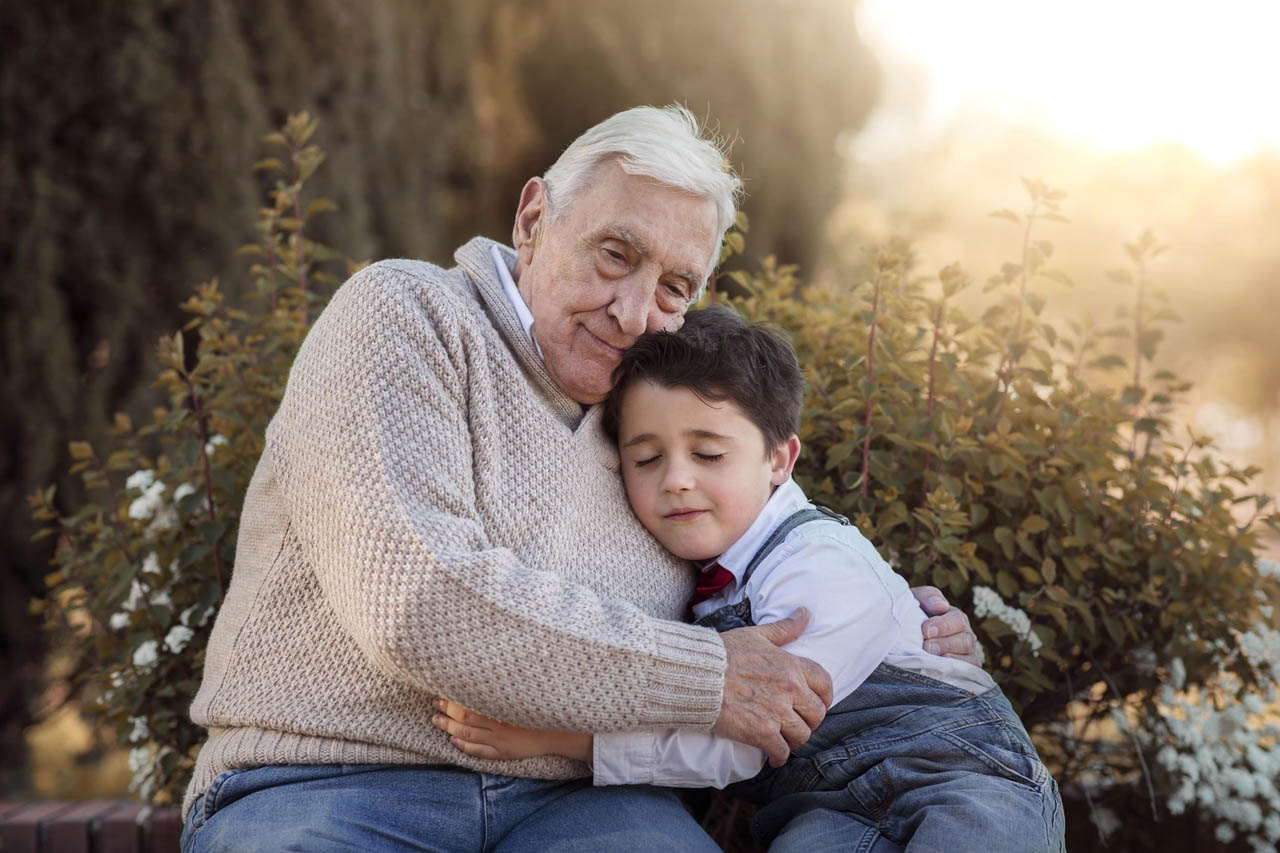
[541,104,742,284]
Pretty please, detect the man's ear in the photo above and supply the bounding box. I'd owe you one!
[513,177,549,266]
[770,434,802,486]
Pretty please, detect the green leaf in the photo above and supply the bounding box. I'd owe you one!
[994,527,1016,559]
[1088,354,1126,370]
[69,441,94,460]
[1021,515,1049,534]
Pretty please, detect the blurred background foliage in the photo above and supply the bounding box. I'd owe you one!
[5,0,1280,850]
[1,0,878,796]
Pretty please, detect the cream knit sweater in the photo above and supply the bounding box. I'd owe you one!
[184,237,727,816]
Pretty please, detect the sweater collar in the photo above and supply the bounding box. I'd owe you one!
[454,237,585,426]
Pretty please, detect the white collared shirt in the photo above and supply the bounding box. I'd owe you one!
[592,478,997,789]
[490,245,541,357]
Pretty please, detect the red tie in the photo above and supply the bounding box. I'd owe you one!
[691,563,735,607]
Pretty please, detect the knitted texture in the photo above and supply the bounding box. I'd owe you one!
[184,238,727,817]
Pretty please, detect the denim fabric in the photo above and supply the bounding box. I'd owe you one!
[728,663,1066,851]
[179,763,720,852]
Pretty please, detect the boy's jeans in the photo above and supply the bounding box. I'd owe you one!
[179,763,720,852]
[731,663,1067,852]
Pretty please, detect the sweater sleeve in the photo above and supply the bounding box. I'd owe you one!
[264,263,726,733]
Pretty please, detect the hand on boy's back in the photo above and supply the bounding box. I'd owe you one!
[714,607,833,767]
[912,585,983,667]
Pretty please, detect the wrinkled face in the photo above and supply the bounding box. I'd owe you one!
[617,381,798,561]
[512,160,720,404]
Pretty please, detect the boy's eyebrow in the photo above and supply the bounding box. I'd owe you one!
[687,429,734,441]
[620,430,734,448]
[621,433,657,449]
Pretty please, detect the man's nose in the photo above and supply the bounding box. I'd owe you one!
[606,280,653,337]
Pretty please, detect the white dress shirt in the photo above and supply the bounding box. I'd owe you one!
[491,244,541,356]
[592,478,996,789]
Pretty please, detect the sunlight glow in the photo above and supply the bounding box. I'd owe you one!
[856,0,1280,164]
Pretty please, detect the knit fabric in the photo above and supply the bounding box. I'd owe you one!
[183,238,727,818]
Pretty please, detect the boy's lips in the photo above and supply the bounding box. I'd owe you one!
[663,508,708,521]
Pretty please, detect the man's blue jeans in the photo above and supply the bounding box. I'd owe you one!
[179,763,721,852]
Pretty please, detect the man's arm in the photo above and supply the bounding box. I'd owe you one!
[266,263,830,751]
[267,263,723,733]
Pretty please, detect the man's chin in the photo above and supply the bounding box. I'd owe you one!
[560,378,611,406]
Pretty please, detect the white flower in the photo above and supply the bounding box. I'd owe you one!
[127,746,150,774]
[164,625,195,654]
[127,716,148,744]
[1169,657,1187,690]
[108,611,130,630]
[180,603,216,628]
[125,469,156,491]
[145,506,177,535]
[173,482,197,502]
[141,552,161,576]
[971,586,1041,655]
[1258,559,1279,579]
[127,480,166,521]
[204,434,228,456]
[151,590,172,609]
[1091,806,1120,840]
[132,640,159,668]
[121,579,146,612]
[1215,823,1236,844]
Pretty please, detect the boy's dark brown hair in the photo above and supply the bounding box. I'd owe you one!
[602,305,804,452]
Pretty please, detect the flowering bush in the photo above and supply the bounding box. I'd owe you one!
[719,188,1280,847]
[31,119,1279,848]
[29,113,357,803]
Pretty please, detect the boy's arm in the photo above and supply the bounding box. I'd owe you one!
[598,531,908,788]
[432,698,592,763]
[433,697,768,788]
[593,729,766,789]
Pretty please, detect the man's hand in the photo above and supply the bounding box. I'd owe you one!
[911,585,983,667]
[713,607,833,768]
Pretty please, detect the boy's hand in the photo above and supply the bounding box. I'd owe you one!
[912,586,983,667]
[714,607,833,767]
[430,698,593,763]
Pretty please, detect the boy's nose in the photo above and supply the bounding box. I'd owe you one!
[661,462,695,493]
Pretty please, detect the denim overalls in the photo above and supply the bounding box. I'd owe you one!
[696,507,1066,852]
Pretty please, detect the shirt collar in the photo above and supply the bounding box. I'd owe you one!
[711,478,809,583]
[490,245,541,358]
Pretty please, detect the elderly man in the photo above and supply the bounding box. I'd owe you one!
[180,105,978,851]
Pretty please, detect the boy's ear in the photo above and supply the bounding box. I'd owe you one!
[770,435,802,486]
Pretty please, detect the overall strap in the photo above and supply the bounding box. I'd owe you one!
[739,503,851,588]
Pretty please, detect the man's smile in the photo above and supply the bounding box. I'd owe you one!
[583,326,629,358]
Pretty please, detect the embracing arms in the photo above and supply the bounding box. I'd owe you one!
[267,263,833,753]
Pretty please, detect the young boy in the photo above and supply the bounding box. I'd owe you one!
[431,306,1066,851]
